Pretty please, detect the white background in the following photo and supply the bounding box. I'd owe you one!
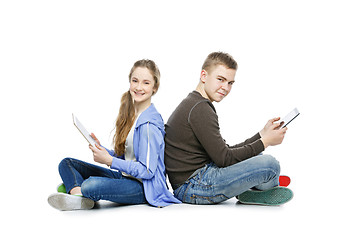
[1,0,359,239]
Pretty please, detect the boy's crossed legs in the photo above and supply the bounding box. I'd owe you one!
[173,154,293,205]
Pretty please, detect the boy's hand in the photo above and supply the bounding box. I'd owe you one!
[260,117,287,148]
[89,144,113,167]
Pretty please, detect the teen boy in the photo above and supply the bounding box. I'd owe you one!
[164,52,293,205]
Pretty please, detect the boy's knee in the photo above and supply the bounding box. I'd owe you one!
[260,155,280,173]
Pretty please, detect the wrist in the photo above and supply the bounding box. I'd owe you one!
[259,129,264,138]
[107,156,113,167]
[260,138,270,148]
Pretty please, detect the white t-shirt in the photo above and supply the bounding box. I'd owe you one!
[122,115,142,182]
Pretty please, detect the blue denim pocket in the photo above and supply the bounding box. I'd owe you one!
[174,164,230,205]
[188,192,229,204]
[174,181,229,204]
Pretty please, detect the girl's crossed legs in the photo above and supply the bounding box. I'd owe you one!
[58,157,146,205]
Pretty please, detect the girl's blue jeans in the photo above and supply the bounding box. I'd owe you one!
[58,158,146,205]
[173,154,280,204]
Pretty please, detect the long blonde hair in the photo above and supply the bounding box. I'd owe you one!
[113,59,160,156]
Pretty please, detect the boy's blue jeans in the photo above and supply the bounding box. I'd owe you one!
[173,154,280,204]
[58,158,146,205]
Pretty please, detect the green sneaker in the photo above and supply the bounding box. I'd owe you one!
[57,183,67,193]
[236,187,293,206]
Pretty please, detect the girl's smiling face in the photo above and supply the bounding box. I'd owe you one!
[129,67,156,105]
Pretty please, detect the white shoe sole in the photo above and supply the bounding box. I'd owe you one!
[48,193,95,211]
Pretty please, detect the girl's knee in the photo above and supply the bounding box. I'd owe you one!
[81,177,94,193]
[58,157,72,172]
[81,177,100,200]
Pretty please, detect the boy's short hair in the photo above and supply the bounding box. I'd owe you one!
[202,52,238,73]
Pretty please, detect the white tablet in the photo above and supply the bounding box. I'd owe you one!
[279,108,300,128]
[72,114,97,147]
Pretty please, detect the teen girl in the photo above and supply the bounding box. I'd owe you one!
[48,59,181,210]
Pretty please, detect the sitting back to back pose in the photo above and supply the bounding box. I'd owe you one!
[164,52,293,205]
[48,59,181,210]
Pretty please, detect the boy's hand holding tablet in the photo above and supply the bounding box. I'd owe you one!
[260,108,300,148]
[278,108,300,129]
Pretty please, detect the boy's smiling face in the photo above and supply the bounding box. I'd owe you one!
[200,64,236,102]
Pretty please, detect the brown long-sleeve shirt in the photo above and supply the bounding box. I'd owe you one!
[164,91,265,188]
